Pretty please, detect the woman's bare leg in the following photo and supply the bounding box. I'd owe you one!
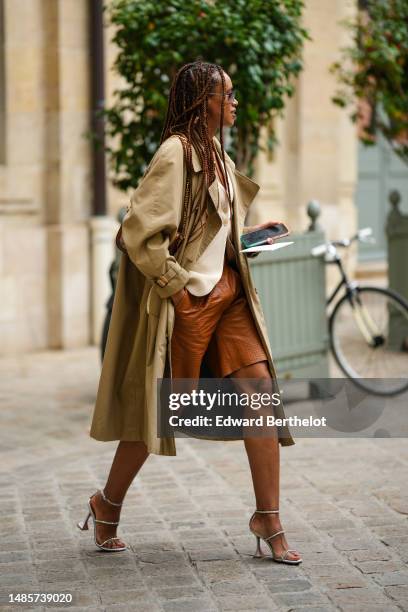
[230,361,301,561]
[90,441,149,549]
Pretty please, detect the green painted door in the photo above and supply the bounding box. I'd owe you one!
[356,136,408,262]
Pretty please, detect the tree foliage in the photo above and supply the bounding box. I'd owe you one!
[331,0,408,165]
[103,0,309,190]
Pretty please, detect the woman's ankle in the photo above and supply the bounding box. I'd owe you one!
[91,491,121,515]
[101,488,123,506]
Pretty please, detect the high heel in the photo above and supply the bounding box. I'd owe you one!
[253,535,264,559]
[249,509,302,565]
[77,489,127,552]
[77,511,91,531]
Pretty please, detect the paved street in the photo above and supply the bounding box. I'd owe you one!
[0,347,408,611]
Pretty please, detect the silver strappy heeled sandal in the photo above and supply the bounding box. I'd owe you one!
[77,489,127,552]
[249,509,302,564]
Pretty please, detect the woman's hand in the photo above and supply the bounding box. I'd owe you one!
[244,220,282,258]
[246,220,282,244]
[171,288,186,307]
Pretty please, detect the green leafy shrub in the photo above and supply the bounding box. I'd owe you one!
[331,0,408,165]
[103,0,309,190]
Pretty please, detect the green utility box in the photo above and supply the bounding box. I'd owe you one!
[249,227,329,379]
[386,190,408,349]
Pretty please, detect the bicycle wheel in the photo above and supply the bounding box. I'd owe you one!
[329,286,408,396]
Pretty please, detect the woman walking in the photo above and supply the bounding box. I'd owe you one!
[81,61,301,564]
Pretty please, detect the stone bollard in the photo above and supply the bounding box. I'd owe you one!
[307,199,321,232]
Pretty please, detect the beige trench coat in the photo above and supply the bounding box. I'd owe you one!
[90,135,295,455]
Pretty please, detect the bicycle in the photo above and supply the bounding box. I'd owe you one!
[311,227,408,396]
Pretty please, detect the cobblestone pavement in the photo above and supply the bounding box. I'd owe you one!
[0,347,407,612]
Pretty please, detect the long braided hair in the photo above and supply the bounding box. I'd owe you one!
[160,61,232,251]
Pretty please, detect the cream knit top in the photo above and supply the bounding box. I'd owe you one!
[186,168,234,296]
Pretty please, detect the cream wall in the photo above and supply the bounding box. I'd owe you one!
[251,0,358,244]
[0,0,91,355]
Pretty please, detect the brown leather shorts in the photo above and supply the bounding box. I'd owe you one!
[171,258,268,379]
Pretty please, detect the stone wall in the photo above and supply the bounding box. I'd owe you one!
[249,0,358,245]
[0,0,91,355]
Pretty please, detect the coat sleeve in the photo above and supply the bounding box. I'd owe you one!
[121,137,190,299]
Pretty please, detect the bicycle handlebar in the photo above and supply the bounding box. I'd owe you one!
[311,227,374,258]
[310,244,328,257]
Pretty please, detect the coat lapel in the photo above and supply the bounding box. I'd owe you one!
[193,179,221,261]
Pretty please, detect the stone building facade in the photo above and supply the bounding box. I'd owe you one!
[1,0,92,354]
[0,0,359,355]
